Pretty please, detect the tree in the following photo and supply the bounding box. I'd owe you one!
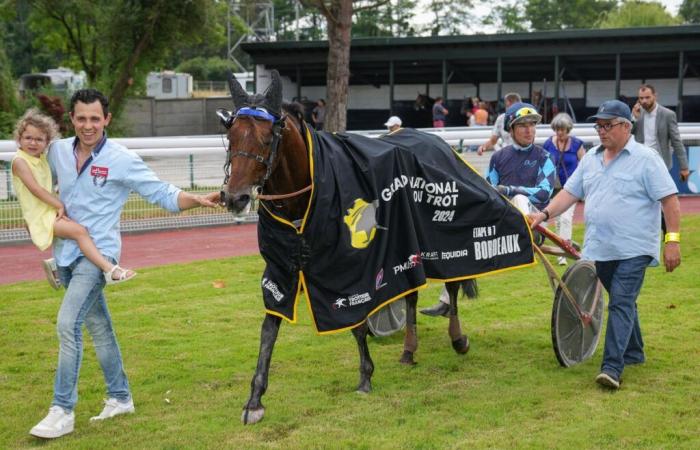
[481,0,615,32]
[274,0,326,40]
[27,0,211,116]
[1,0,61,77]
[299,1,389,132]
[0,40,20,138]
[353,0,418,37]
[679,0,700,23]
[524,0,615,31]
[423,0,474,36]
[481,3,528,33]
[597,0,680,28]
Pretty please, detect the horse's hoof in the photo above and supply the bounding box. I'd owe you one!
[241,407,265,425]
[356,382,372,394]
[399,351,416,365]
[452,336,470,354]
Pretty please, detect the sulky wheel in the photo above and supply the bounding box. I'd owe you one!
[367,298,407,337]
[551,260,605,367]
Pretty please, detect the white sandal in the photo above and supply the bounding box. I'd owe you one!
[104,265,137,285]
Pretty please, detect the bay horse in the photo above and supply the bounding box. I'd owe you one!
[219,71,476,425]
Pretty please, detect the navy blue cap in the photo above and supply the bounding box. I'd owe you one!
[587,100,632,122]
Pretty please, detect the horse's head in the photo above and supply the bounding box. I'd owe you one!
[414,93,435,111]
[218,70,284,213]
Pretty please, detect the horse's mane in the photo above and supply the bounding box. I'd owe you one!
[282,102,305,123]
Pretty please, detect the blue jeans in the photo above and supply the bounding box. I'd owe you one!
[53,257,131,411]
[595,255,652,379]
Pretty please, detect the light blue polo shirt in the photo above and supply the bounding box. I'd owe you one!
[564,136,677,266]
[48,136,182,266]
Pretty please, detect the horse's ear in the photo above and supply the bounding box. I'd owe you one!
[227,70,249,110]
[264,70,282,117]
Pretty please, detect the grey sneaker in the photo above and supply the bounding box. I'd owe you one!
[595,372,620,390]
[419,301,450,318]
[90,398,135,422]
[30,406,74,439]
[42,258,61,290]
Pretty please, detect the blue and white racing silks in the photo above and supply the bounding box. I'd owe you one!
[48,135,182,266]
[486,143,556,211]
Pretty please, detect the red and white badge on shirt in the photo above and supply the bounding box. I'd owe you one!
[90,165,109,186]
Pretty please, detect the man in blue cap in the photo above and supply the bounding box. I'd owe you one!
[529,99,682,390]
[421,102,556,317]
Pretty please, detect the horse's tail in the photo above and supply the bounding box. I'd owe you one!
[460,279,479,300]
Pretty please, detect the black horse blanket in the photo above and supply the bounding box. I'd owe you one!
[258,128,535,334]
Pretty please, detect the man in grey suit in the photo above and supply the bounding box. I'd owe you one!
[632,84,689,182]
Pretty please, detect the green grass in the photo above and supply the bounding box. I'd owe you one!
[1,216,699,449]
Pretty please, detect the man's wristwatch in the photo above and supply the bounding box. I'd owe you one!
[541,209,550,221]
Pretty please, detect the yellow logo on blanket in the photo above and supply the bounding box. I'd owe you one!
[343,198,379,249]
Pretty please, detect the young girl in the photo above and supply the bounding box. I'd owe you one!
[11,109,136,287]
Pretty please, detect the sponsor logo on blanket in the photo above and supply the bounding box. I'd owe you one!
[262,277,284,302]
[441,249,469,259]
[375,268,388,290]
[393,253,422,275]
[474,234,521,260]
[343,198,380,249]
[333,292,373,309]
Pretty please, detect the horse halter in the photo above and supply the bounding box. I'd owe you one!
[222,107,286,189]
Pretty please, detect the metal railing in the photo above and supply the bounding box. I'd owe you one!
[2,124,699,244]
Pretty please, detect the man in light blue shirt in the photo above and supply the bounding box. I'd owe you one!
[529,100,681,391]
[30,89,219,439]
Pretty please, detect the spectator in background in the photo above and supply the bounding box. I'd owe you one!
[473,102,489,126]
[632,84,689,232]
[542,112,585,266]
[432,97,448,128]
[312,99,326,131]
[477,92,522,155]
[384,115,402,133]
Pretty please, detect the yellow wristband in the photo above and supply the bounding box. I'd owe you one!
[664,232,680,244]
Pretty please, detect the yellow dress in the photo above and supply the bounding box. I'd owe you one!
[11,149,56,251]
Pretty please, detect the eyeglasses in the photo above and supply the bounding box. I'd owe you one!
[594,122,625,133]
[21,136,47,144]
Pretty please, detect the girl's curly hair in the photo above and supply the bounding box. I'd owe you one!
[13,108,61,144]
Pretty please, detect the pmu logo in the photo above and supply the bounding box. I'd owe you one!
[393,253,422,275]
[343,198,380,249]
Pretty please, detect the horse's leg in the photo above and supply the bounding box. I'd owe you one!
[242,313,282,425]
[446,281,470,354]
[400,292,419,365]
[351,323,374,393]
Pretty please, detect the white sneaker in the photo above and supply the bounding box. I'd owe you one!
[30,406,75,439]
[42,258,62,290]
[90,397,135,422]
[557,257,567,266]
